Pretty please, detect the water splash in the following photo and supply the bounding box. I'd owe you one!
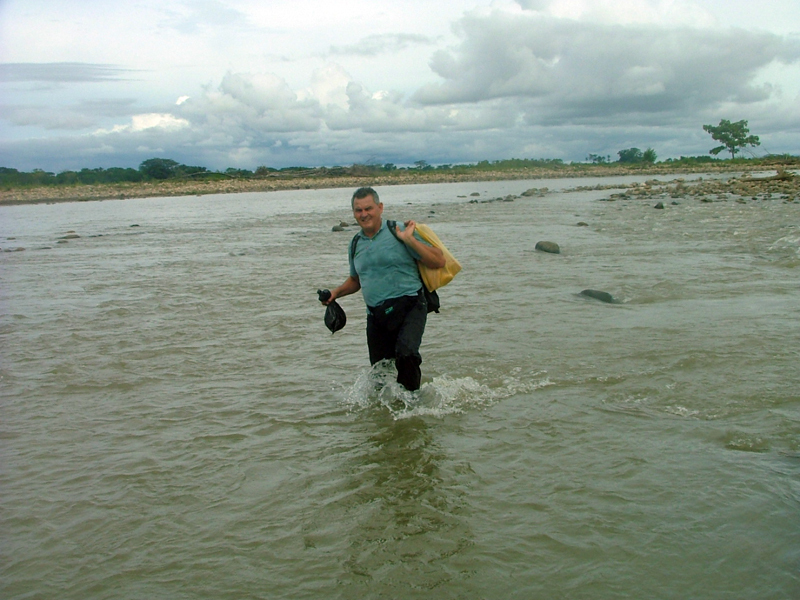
[768,234,800,255]
[342,360,552,419]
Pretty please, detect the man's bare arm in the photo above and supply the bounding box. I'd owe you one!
[323,275,361,305]
[395,221,446,269]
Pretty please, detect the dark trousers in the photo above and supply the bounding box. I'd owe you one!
[366,290,428,391]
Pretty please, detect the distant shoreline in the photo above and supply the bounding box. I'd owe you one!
[0,163,787,206]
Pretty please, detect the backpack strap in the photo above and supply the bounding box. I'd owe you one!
[349,232,360,265]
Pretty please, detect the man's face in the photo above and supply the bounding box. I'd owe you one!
[352,195,383,235]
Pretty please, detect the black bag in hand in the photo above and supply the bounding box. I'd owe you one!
[318,289,346,333]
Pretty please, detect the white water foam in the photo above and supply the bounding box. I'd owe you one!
[342,360,552,419]
[768,234,800,254]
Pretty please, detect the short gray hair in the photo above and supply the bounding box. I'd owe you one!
[351,186,379,208]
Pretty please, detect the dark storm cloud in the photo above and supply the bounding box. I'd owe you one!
[2,106,99,130]
[75,98,140,117]
[0,63,138,83]
[1,99,144,131]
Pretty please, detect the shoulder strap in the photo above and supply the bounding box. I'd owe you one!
[349,232,360,263]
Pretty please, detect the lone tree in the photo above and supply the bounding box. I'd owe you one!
[617,147,657,164]
[702,119,760,159]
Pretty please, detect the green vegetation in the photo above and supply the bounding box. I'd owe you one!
[0,158,214,188]
[2,148,798,193]
[0,157,571,189]
[0,166,145,187]
[703,119,761,159]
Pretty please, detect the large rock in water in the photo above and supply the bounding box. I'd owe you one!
[535,241,560,254]
[580,289,616,303]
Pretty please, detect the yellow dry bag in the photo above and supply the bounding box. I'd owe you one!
[413,223,462,291]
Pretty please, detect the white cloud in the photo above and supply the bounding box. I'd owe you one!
[414,10,800,128]
[529,0,716,26]
[97,113,190,135]
[300,64,352,110]
[130,113,190,131]
[178,71,322,135]
[329,33,436,57]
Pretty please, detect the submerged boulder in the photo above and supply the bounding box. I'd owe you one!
[580,289,617,304]
[535,241,561,254]
[521,187,549,197]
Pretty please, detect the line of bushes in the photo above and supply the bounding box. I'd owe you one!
[2,154,798,189]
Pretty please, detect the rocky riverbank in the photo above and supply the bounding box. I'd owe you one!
[575,168,799,204]
[1,163,794,205]
[440,168,799,206]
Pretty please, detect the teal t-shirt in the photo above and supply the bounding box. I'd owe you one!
[350,220,426,308]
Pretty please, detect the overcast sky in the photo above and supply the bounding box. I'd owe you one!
[1,0,799,172]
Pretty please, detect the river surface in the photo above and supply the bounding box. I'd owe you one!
[1,176,799,599]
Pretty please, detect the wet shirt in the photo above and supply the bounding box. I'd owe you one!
[350,220,426,308]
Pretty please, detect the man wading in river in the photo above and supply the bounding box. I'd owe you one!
[321,187,445,391]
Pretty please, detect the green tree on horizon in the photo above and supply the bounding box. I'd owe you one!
[703,119,761,159]
[139,158,180,180]
[642,148,657,163]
